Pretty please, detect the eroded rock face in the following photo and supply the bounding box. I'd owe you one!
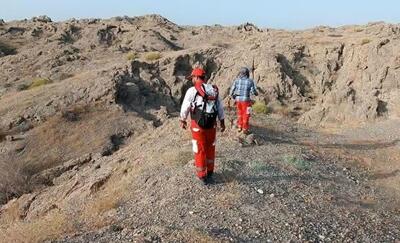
[297,36,400,125]
[0,154,114,221]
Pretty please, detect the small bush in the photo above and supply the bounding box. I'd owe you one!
[126,52,137,61]
[252,101,269,114]
[143,51,161,61]
[283,155,311,170]
[28,78,52,90]
[361,39,371,45]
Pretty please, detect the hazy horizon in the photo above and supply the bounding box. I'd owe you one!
[1,0,400,30]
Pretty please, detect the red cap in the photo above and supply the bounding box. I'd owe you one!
[191,68,206,78]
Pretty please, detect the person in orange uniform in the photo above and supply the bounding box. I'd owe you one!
[229,67,258,134]
[180,68,225,185]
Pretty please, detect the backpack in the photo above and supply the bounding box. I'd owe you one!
[190,83,219,129]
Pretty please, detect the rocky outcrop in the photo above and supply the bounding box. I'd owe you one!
[31,15,52,23]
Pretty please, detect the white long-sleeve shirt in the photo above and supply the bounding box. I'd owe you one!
[180,86,225,121]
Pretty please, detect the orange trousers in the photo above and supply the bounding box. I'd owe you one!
[191,120,216,179]
[236,101,252,131]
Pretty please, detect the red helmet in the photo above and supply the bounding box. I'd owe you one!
[191,68,206,78]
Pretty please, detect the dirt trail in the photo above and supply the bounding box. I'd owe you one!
[318,119,400,202]
[55,115,400,242]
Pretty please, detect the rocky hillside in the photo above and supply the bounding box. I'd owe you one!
[0,15,399,242]
[1,15,400,126]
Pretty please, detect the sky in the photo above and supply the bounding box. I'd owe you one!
[1,0,399,30]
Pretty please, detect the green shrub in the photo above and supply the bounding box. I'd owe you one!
[282,155,311,170]
[28,78,52,90]
[361,39,371,45]
[143,51,161,61]
[252,101,269,114]
[126,52,137,61]
[248,160,271,172]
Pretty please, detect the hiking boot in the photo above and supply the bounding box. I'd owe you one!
[199,177,208,186]
[206,172,215,184]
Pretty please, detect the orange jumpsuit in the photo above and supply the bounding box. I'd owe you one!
[236,101,252,131]
[180,82,224,179]
[190,120,216,178]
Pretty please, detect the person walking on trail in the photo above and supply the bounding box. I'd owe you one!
[229,67,258,134]
[180,68,226,185]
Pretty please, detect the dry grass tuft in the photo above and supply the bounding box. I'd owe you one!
[0,210,74,243]
[252,101,269,114]
[0,162,30,205]
[361,39,371,45]
[28,78,52,90]
[80,172,129,230]
[126,52,138,61]
[143,51,162,61]
[0,170,133,242]
[0,200,23,225]
[0,107,125,205]
[81,193,122,229]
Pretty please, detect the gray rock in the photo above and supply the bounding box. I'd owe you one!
[245,134,256,145]
[32,15,52,23]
